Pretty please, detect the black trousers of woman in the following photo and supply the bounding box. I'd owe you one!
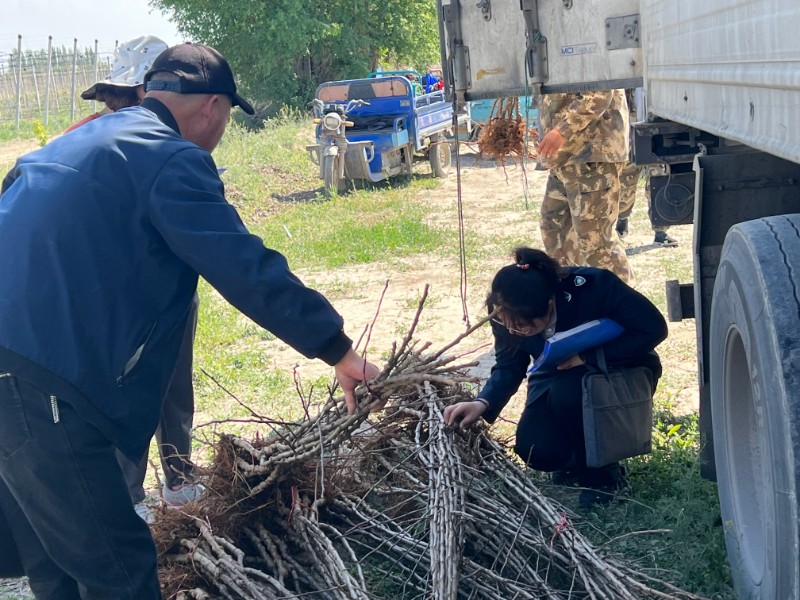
[513,365,623,488]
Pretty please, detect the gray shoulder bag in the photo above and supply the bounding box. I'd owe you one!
[581,348,656,468]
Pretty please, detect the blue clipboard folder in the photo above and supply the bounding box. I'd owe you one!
[528,318,623,373]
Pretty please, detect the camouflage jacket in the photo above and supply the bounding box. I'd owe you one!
[539,90,629,167]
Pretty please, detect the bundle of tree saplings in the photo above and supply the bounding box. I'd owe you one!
[477,96,538,163]
[151,299,705,600]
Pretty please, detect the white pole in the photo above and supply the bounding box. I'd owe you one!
[44,36,52,125]
[70,38,78,122]
[93,39,99,113]
[30,53,42,112]
[15,35,22,131]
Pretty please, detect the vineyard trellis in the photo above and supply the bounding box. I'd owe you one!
[0,35,120,129]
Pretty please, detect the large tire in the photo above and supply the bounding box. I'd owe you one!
[429,134,452,178]
[709,214,800,600]
[322,154,344,197]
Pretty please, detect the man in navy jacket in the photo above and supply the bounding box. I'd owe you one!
[0,43,379,599]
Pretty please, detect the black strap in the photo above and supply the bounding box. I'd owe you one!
[145,80,183,93]
[586,346,610,377]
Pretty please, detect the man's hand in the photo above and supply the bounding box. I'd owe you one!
[443,400,488,428]
[334,348,381,414]
[537,129,565,161]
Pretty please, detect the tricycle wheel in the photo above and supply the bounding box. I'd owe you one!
[429,134,451,178]
[323,155,344,197]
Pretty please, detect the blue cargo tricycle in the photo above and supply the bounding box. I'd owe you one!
[307,71,470,196]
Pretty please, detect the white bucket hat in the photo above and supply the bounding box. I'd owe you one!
[81,35,169,100]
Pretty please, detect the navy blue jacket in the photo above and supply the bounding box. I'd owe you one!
[0,99,351,459]
[480,267,667,422]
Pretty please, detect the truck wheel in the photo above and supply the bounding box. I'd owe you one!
[429,134,451,178]
[709,215,800,600]
[322,154,344,197]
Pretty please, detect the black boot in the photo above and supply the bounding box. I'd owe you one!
[551,468,580,487]
[654,230,679,247]
[578,463,630,508]
[616,218,629,237]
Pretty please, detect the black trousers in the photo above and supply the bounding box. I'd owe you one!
[514,366,588,472]
[0,374,162,599]
[118,293,199,502]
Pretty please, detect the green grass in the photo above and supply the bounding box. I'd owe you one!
[257,191,446,268]
[212,119,451,268]
[579,413,733,597]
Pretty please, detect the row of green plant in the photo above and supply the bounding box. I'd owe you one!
[0,111,94,145]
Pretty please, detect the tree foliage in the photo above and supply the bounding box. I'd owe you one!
[150,0,441,116]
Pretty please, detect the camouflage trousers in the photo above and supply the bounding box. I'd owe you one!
[540,161,632,283]
[618,162,668,233]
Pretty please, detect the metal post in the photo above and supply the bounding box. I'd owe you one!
[15,35,22,131]
[30,53,41,113]
[51,47,62,113]
[44,36,52,124]
[93,39,99,112]
[1,58,10,106]
[70,38,78,122]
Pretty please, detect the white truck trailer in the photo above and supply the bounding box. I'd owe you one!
[436,2,800,598]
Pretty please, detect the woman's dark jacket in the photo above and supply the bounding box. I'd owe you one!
[480,266,668,423]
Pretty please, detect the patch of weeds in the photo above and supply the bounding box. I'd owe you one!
[402,290,441,310]
[575,411,734,599]
[305,279,365,301]
[32,120,48,146]
[254,192,451,269]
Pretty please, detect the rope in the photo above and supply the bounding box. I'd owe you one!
[522,59,533,210]
[452,95,471,329]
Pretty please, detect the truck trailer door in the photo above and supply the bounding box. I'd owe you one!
[437,0,642,103]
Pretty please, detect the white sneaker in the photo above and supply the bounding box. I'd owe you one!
[162,481,206,506]
[134,501,156,524]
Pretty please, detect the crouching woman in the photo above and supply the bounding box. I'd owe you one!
[444,247,668,507]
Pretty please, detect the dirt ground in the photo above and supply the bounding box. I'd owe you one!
[277,147,698,417]
[0,140,38,171]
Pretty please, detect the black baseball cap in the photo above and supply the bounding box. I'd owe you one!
[144,43,254,115]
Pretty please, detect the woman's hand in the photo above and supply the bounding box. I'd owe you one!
[444,400,488,428]
[557,354,585,370]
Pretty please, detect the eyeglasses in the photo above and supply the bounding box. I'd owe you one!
[491,318,536,336]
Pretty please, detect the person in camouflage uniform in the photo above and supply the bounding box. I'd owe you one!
[617,163,678,247]
[616,88,678,247]
[537,90,632,283]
